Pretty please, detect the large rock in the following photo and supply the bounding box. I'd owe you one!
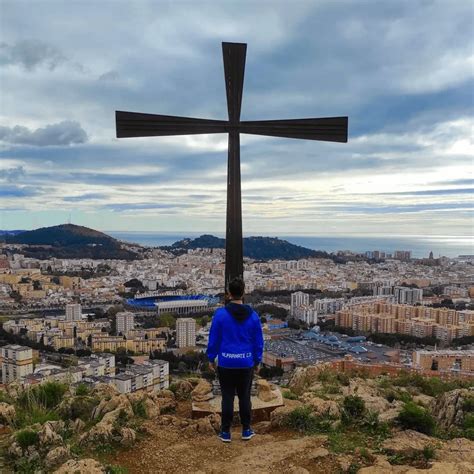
[58,395,98,422]
[436,437,474,464]
[173,380,194,400]
[153,389,177,412]
[92,394,133,420]
[38,422,63,449]
[289,366,327,394]
[270,405,294,428]
[0,402,16,425]
[45,446,70,470]
[300,394,340,418]
[54,458,105,474]
[342,378,391,413]
[382,429,441,456]
[378,401,404,423]
[119,427,136,446]
[431,389,473,430]
[143,397,161,419]
[413,394,434,408]
[191,379,213,402]
[256,379,279,403]
[93,383,118,398]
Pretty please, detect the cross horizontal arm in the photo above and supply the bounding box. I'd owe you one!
[116,111,229,138]
[239,116,348,143]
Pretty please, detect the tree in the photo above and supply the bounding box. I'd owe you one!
[159,313,176,329]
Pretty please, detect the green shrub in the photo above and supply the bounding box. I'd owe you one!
[107,466,129,474]
[283,406,333,434]
[64,396,97,422]
[14,406,60,429]
[463,397,474,413]
[282,390,298,400]
[392,372,473,397]
[16,429,39,449]
[18,381,68,410]
[75,383,90,396]
[132,400,147,419]
[422,445,436,461]
[343,395,366,419]
[397,402,436,435]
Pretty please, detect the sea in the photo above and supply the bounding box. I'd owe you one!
[108,231,474,259]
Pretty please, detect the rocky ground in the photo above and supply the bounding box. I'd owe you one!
[1,367,474,473]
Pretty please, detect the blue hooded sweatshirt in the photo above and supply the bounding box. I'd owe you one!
[206,303,264,369]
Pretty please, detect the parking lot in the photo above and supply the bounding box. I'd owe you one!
[264,338,335,364]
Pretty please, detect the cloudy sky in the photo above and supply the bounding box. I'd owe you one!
[1,0,473,237]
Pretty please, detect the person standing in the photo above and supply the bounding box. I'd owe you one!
[206,277,264,442]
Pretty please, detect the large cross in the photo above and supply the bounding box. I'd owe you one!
[116,42,348,292]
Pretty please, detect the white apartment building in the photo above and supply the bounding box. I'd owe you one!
[290,291,309,316]
[1,344,34,384]
[294,306,318,325]
[394,287,423,305]
[314,298,345,315]
[65,303,82,321]
[116,311,135,335]
[176,318,196,348]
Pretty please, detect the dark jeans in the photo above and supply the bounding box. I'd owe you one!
[217,366,254,432]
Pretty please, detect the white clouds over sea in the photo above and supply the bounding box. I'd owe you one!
[0,0,473,237]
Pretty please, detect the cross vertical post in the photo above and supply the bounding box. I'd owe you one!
[115,42,348,298]
[223,42,246,292]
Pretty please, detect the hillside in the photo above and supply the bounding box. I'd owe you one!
[1,370,473,473]
[167,234,334,261]
[5,224,139,260]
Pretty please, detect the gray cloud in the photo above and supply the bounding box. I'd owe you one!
[0,166,26,182]
[0,121,88,146]
[0,39,66,70]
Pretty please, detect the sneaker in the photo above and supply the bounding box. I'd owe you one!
[241,428,255,440]
[218,431,231,443]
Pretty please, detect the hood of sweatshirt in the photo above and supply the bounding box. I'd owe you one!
[225,302,253,322]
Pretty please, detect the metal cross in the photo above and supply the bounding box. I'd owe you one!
[116,42,348,292]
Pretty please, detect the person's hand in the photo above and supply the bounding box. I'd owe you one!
[209,362,216,373]
[254,364,260,375]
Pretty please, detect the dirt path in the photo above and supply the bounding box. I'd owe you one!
[108,421,340,474]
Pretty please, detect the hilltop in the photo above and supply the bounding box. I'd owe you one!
[4,224,139,260]
[166,234,334,261]
[1,369,473,473]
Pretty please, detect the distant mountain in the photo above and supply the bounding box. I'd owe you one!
[0,230,25,237]
[167,234,333,261]
[5,224,139,260]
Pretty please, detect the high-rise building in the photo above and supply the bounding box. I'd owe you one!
[116,311,135,335]
[394,287,423,305]
[65,303,82,321]
[290,291,309,316]
[393,250,412,261]
[1,345,33,384]
[176,318,196,348]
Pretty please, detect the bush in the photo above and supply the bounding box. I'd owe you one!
[75,383,90,396]
[283,406,333,434]
[132,400,147,419]
[282,390,298,400]
[397,402,436,435]
[18,381,68,410]
[392,372,473,397]
[343,395,366,419]
[16,429,39,449]
[463,397,474,413]
[65,396,97,422]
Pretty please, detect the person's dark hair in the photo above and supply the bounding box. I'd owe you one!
[228,277,245,299]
